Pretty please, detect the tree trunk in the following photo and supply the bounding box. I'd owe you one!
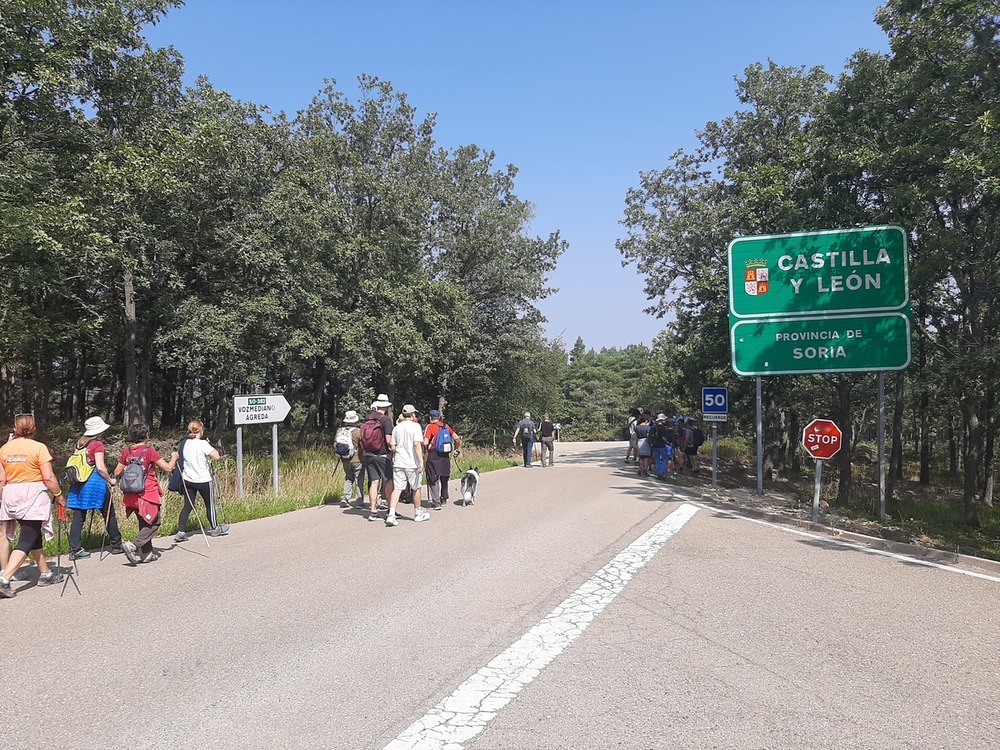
[835,377,853,507]
[437,373,449,417]
[297,358,326,447]
[981,390,995,508]
[886,371,905,513]
[948,423,959,479]
[960,393,982,526]
[123,264,141,428]
[789,409,801,474]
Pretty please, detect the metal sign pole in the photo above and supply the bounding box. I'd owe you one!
[756,376,764,495]
[236,426,245,498]
[272,422,280,497]
[812,459,823,523]
[878,373,886,519]
[711,424,718,487]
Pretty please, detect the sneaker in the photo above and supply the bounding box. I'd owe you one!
[141,550,161,564]
[0,577,13,599]
[340,498,351,508]
[175,531,189,543]
[109,543,125,555]
[414,510,431,523]
[37,570,62,586]
[70,549,91,560]
[367,512,382,522]
[429,500,441,510]
[121,540,139,565]
[207,526,226,538]
[384,515,398,527]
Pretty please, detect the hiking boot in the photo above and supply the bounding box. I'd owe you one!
[175,531,189,543]
[70,549,91,560]
[109,543,125,555]
[37,570,62,586]
[121,540,139,565]
[0,577,13,599]
[384,515,399,527]
[414,510,431,523]
[141,550,161,564]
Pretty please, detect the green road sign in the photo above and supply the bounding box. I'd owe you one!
[730,313,911,376]
[728,226,909,319]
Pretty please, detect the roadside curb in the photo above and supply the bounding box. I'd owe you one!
[685,489,1000,577]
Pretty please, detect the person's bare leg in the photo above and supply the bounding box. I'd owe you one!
[388,487,402,516]
[412,486,422,512]
[368,479,381,513]
[31,548,49,576]
[3,549,27,579]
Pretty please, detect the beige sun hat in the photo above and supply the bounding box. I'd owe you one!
[371,393,391,409]
[343,410,360,424]
[83,416,111,436]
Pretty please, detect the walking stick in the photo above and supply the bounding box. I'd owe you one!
[57,502,80,596]
[99,485,115,560]
[211,467,230,533]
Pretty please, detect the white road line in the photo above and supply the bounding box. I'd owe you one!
[689,500,1000,584]
[383,503,700,750]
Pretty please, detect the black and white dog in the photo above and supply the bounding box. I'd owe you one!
[460,468,480,506]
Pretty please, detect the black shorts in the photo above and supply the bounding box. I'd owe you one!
[363,453,391,483]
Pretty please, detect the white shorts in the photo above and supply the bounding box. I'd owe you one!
[393,467,422,491]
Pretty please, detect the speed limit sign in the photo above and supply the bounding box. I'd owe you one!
[702,387,728,423]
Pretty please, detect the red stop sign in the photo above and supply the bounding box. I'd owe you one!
[802,418,842,460]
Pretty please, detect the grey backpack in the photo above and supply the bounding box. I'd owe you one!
[119,447,149,494]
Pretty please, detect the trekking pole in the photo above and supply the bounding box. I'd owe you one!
[99,487,113,560]
[210,466,229,534]
[56,502,80,596]
[326,459,343,507]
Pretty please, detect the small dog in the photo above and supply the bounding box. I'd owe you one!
[460,468,480,506]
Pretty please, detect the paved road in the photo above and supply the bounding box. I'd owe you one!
[7,442,1000,749]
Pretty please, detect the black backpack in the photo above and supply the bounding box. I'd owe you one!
[693,427,705,448]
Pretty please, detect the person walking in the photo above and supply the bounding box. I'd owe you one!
[114,422,177,565]
[175,419,223,542]
[360,394,394,521]
[649,414,673,479]
[385,404,427,527]
[66,416,124,558]
[336,410,364,508]
[0,414,64,597]
[635,412,653,477]
[423,409,458,509]
[513,411,536,467]
[624,408,640,463]
[539,413,556,467]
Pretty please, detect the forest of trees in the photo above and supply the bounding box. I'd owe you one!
[3,1,999,525]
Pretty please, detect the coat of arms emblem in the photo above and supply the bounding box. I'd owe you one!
[744,259,769,296]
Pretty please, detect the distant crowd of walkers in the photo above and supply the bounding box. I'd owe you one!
[624,409,705,479]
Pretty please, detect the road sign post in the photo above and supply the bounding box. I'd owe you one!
[802,418,842,521]
[233,394,292,498]
[702,387,728,487]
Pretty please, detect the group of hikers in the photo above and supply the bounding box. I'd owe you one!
[0,413,224,599]
[333,394,463,527]
[625,409,705,479]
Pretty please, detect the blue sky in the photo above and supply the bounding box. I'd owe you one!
[144,1,890,351]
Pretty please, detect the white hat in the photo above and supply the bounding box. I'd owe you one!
[343,410,360,424]
[371,393,391,409]
[83,416,111,437]
[401,404,418,415]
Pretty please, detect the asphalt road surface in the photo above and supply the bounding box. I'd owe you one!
[7,442,1000,749]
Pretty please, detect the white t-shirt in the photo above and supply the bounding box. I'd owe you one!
[391,419,424,470]
[181,438,216,484]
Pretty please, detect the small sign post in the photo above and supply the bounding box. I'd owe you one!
[233,394,292,498]
[802,418,843,522]
[702,387,729,487]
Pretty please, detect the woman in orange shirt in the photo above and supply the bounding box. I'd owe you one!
[0,414,64,598]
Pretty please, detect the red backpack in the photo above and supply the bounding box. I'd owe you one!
[359,415,386,453]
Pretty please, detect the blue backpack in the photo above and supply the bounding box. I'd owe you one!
[433,424,454,454]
